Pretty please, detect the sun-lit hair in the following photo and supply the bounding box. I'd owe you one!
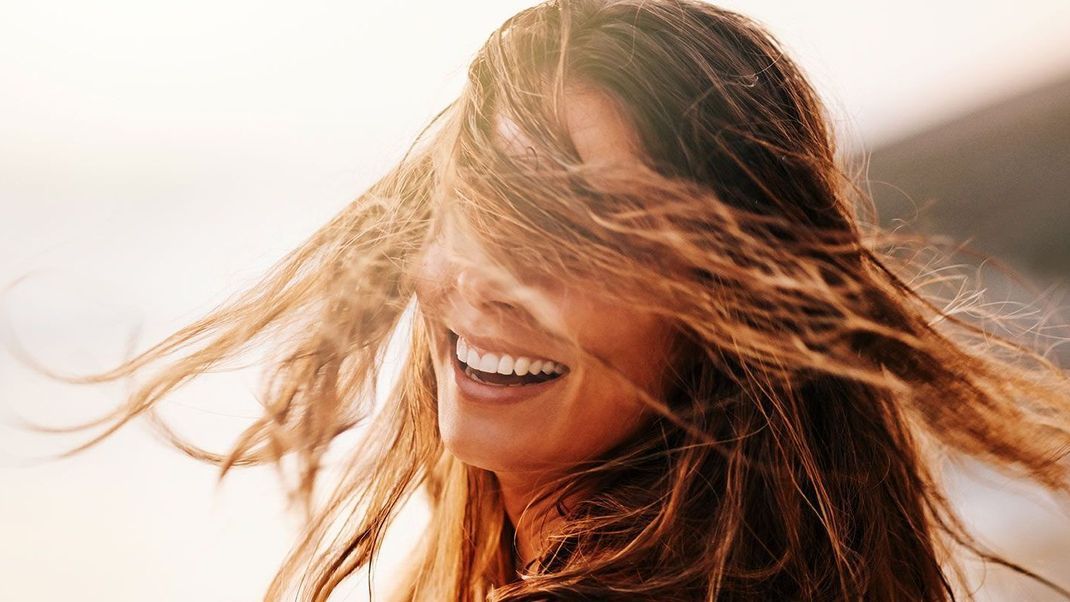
[13,0,1070,600]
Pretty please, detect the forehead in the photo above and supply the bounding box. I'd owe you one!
[493,86,643,167]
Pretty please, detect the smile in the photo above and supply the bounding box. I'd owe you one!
[448,329,569,403]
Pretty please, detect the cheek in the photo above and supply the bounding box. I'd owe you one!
[540,307,672,458]
[571,300,672,399]
[412,246,449,307]
[559,371,655,456]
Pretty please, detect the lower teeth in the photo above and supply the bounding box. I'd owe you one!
[464,365,548,387]
[465,367,494,385]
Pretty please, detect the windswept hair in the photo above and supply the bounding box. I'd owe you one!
[11,0,1070,600]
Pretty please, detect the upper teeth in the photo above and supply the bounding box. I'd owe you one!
[456,335,566,376]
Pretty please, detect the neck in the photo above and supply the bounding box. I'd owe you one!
[495,470,577,573]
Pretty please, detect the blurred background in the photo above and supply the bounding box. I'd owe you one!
[1,1,1068,600]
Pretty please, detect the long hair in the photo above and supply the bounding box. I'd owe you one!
[12,1,1070,600]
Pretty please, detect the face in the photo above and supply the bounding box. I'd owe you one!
[413,87,678,480]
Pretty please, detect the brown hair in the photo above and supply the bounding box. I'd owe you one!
[13,0,1070,600]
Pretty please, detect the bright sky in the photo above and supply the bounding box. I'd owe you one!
[2,1,1069,600]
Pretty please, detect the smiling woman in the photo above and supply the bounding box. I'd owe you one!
[414,105,683,565]
[13,0,1070,600]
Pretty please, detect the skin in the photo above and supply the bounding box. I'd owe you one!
[413,86,679,572]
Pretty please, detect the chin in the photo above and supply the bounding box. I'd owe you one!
[436,394,534,472]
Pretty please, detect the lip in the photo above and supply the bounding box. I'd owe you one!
[447,331,569,405]
[446,321,568,368]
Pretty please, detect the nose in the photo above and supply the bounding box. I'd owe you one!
[417,212,521,315]
[454,264,517,313]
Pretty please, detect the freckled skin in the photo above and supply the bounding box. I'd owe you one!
[413,86,678,564]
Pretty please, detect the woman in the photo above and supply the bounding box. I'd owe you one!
[27,0,1070,599]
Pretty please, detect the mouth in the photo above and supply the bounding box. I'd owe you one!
[446,329,569,403]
